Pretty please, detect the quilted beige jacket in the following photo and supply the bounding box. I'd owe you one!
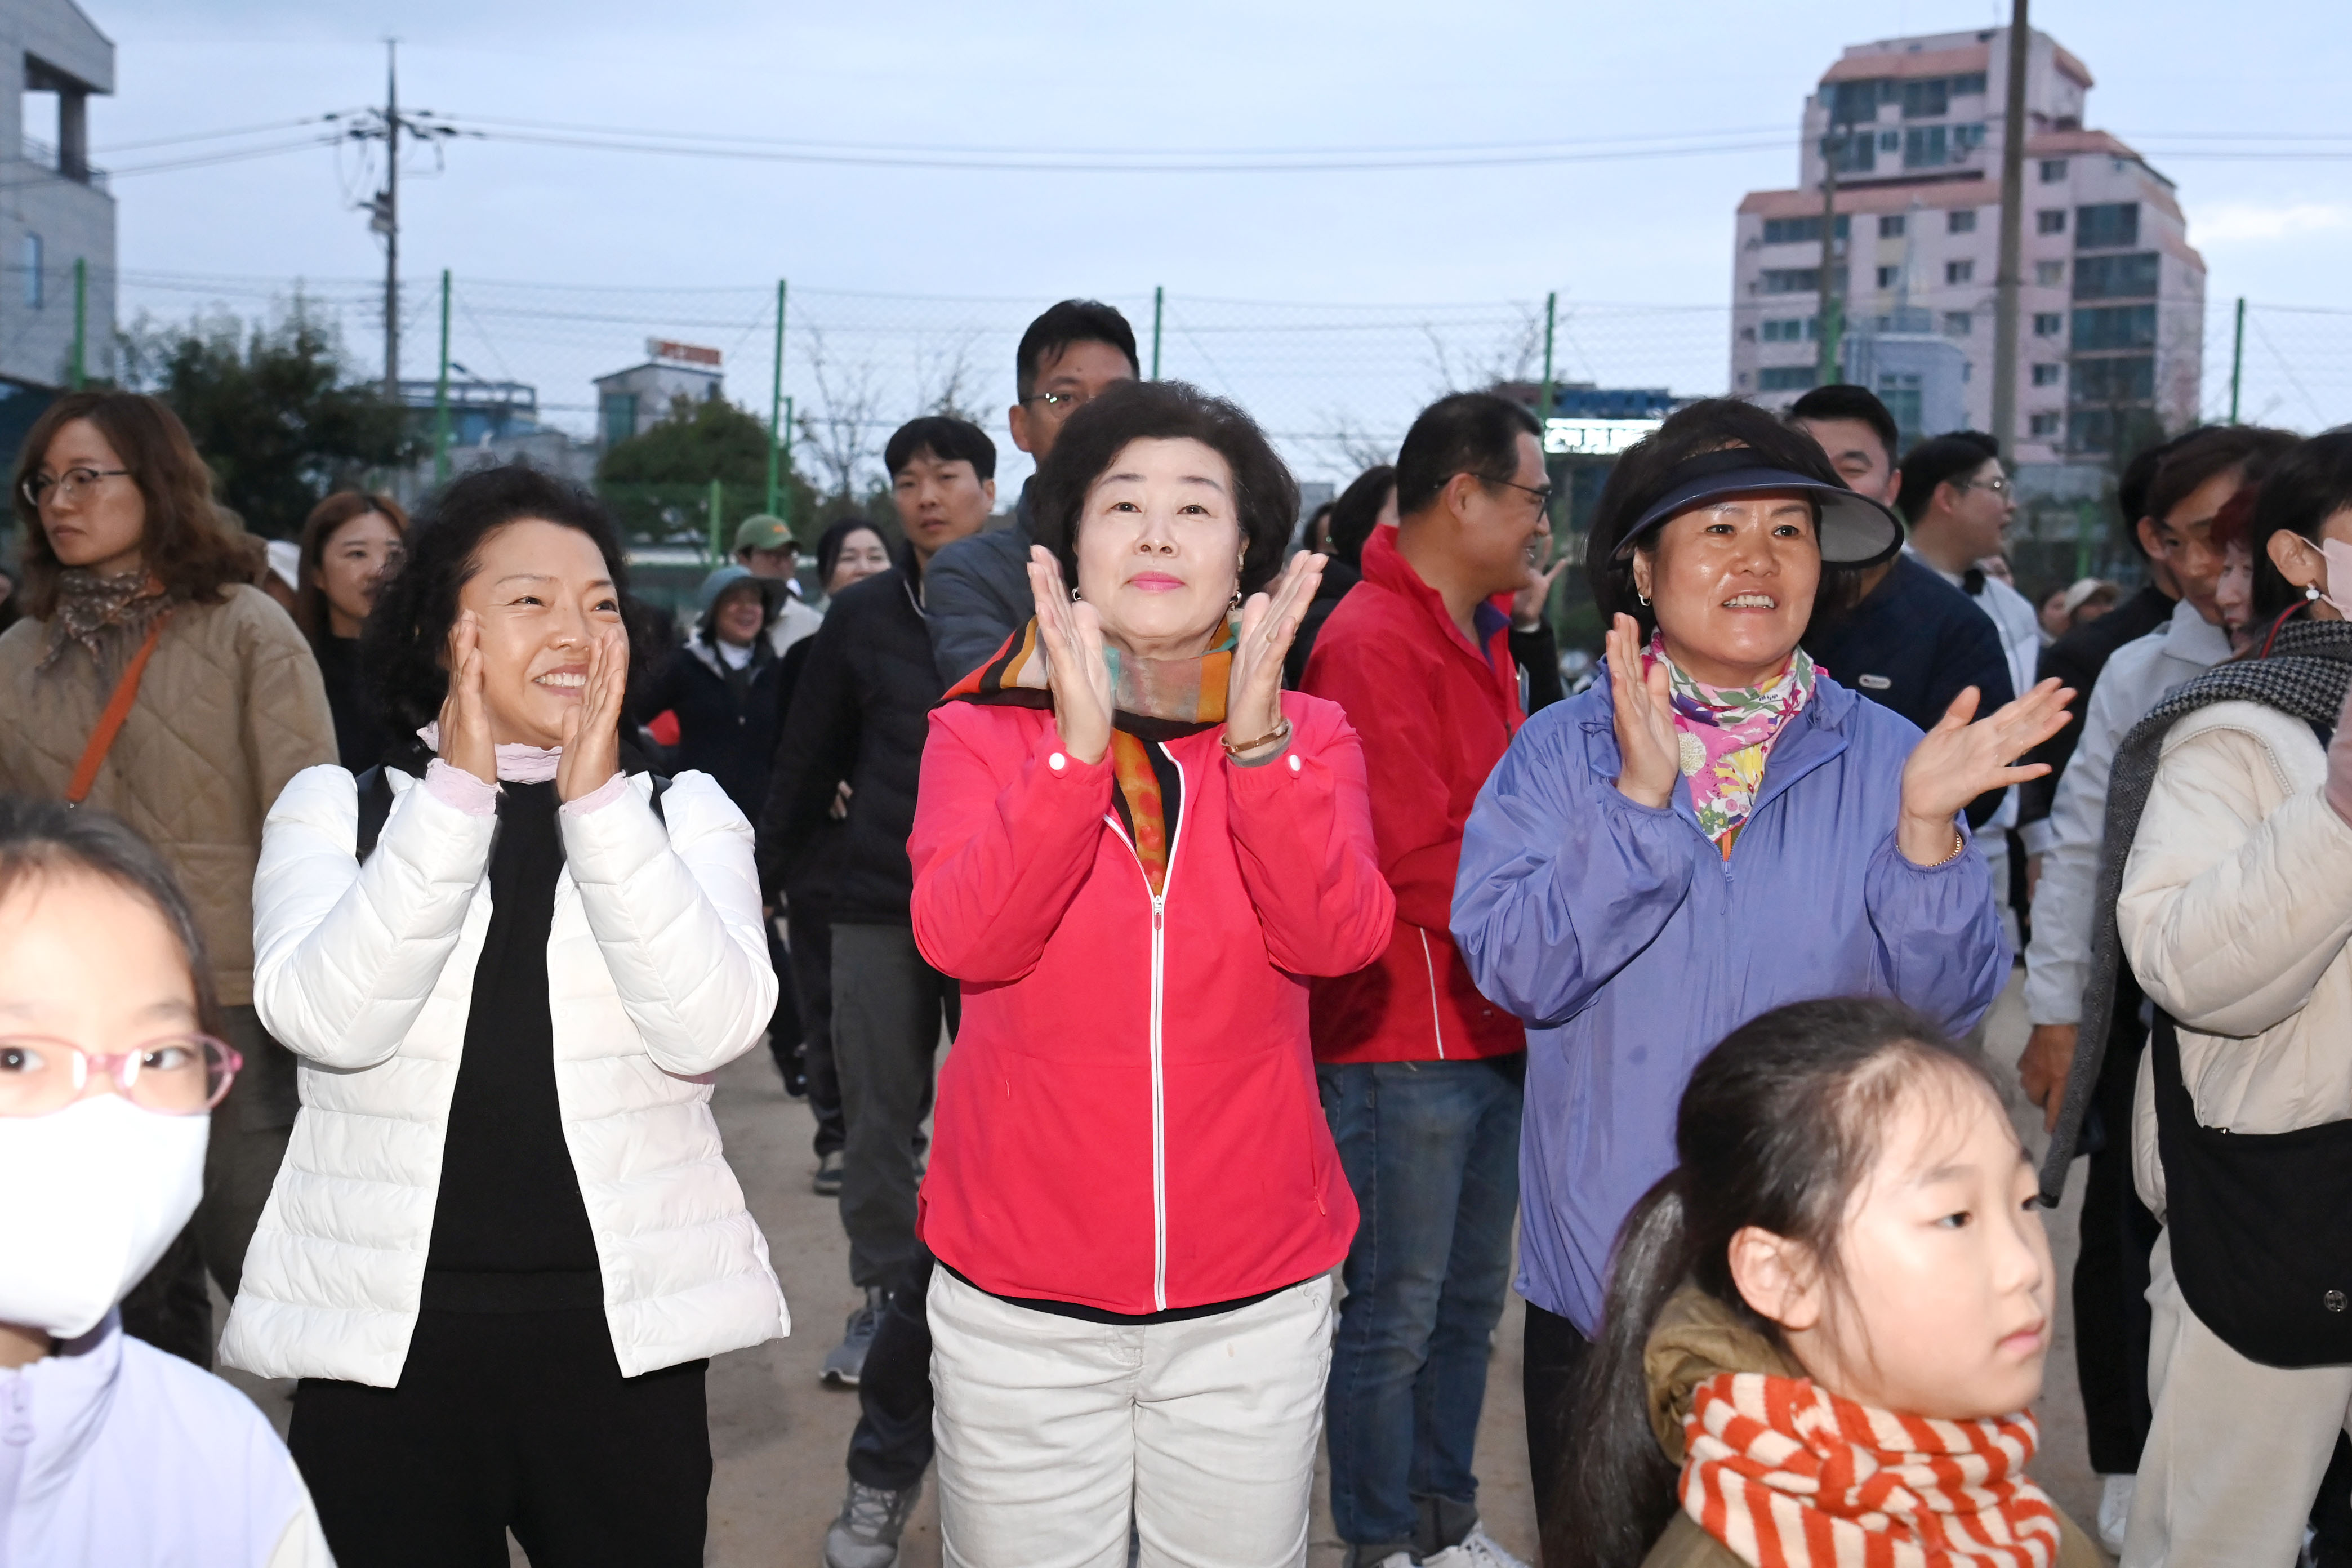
[0,585,337,1005]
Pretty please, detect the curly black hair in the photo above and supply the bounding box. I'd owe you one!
[1031,379,1298,599]
[361,462,653,738]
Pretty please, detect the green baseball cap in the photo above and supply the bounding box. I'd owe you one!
[733,514,795,554]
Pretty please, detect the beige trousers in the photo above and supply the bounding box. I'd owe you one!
[928,1267,1334,1568]
[2124,1230,2352,1567]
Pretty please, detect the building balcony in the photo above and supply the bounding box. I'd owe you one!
[12,137,108,193]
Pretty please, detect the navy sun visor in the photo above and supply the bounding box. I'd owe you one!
[1610,448,1904,568]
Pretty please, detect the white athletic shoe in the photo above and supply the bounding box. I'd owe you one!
[2097,1473,2136,1557]
[1424,1525,1531,1568]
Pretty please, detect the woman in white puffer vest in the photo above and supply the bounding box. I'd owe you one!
[219,465,787,1568]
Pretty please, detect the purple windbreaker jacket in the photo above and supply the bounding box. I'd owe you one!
[1451,664,2007,1333]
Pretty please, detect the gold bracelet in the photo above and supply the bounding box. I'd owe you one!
[1923,830,1967,867]
[1220,715,1293,759]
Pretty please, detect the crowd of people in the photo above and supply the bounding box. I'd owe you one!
[1,295,2349,1568]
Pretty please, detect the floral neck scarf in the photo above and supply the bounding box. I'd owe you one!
[1680,1372,2063,1568]
[1643,632,1815,858]
[945,618,1236,896]
[39,570,172,676]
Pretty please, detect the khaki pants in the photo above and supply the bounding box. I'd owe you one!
[929,1268,1334,1568]
[2124,1230,2352,1566]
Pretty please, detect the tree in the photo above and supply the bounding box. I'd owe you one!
[598,392,817,546]
[121,305,420,538]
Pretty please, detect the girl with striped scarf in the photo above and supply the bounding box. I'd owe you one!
[1550,997,2103,1568]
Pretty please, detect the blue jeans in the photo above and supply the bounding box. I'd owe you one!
[1319,1055,1524,1552]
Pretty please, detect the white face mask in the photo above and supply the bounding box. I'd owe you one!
[0,1094,207,1339]
[2319,539,2352,620]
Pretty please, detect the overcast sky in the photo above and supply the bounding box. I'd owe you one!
[69,0,2352,480]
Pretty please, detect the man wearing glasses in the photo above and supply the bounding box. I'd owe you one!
[1295,393,1551,1568]
[924,299,1138,685]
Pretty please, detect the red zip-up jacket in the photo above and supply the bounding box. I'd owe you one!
[908,691,1394,1313]
[1301,525,1529,1064]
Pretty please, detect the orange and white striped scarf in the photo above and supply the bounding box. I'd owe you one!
[1680,1373,2062,1568]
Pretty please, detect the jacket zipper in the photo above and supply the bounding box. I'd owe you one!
[1418,928,1447,1060]
[1101,742,1186,1313]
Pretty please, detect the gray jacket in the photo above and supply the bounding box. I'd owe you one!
[926,491,1034,686]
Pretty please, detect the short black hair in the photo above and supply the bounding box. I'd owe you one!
[884,415,997,482]
[362,462,652,738]
[1895,431,2002,524]
[1328,464,1396,572]
[1031,380,1297,598]
[1395,392,1543,518]
[2114,430,2197,559]
[1584,397,1854,644]
[2251,429,2352,623]
[1015,300,1141,402]
[1787,384,1900,471]
[2144,424,2298,531]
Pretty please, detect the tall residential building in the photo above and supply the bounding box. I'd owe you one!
[0,0,113,402]
[1729,27,2203,463]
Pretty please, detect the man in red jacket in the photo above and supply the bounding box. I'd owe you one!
[1302,391,1552,1568]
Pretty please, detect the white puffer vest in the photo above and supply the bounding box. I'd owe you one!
[219,763,790,1386]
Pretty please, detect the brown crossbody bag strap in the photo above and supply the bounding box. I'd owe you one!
[64,613,171,806]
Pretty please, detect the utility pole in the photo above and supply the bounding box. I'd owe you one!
[1539,291,1557,430]
[1989,0,2031,460]
[2228,297,2246,424]
[68,257,84,390]
[341,40,461,399]
[1151,286,1164,380]
[767,279,788,518]
[1815,123,1843,386]
[433,269,452,483]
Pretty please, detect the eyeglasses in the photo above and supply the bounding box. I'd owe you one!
[0,1035,242,1119]
[1958,474,2012,497]
[1486,476,1557,511]
[21,466,131,510]
[1023,389,1093,412]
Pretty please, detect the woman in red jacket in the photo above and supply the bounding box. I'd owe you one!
[908,379,1393,1567]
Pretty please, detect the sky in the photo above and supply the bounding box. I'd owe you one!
[65,0,2352,485]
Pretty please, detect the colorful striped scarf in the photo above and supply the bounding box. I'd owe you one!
[944,618,1236,895]
[1680,1372,2062,1568]
[1645,632,1815,859]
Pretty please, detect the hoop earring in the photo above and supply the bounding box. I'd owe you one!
[1231,585,1243,610]
[1636,591,1651,608]
[1071,587,1081,602]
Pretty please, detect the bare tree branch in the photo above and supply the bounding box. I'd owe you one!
[795,324,885,502]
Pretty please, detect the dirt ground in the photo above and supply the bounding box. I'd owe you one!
[213,965,2108,1566]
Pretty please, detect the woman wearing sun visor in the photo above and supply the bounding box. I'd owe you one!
[1449,398,2074,1532]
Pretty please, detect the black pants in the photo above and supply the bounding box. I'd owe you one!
[120,1004,296,1368]
[2074,1008,2160,1475]
[832,923,957,1288]
[847,1254,937,1493]
[791,907,844,1158]
[764,914,805,1083]
[289,1308,710,1568]
[1521,1300,1593,1548]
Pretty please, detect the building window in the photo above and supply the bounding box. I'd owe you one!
[1879,130,1900,153]
[2069,355,2157,404]
[598,391,640,448]
[1901,78,1950,119]
[1758,366,1819,392]
[20,234,41,309]
[2032,362,2063,386]
[1951,71,1988,96]
[1904,125,1949,169]
[1761,267,1841,295]
[1763,215,1850,246]
[1761,317,1818,342]
[2075,202,2142,251]
[1876,265,1901,289]
[2033,312,2065,337]
[2039,158,2069,182]
[1878,214,1906,239]
[1953,123,1987,154]
[2037,209,2067,235]
[1948,208,1978,234]
[2072,305,2158,352]
[2073,251,2161,300]
[1946,260,1975,284]
[2035,260,2066,286]
[2030,412,2063,438]
[1943,311,1974,337]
